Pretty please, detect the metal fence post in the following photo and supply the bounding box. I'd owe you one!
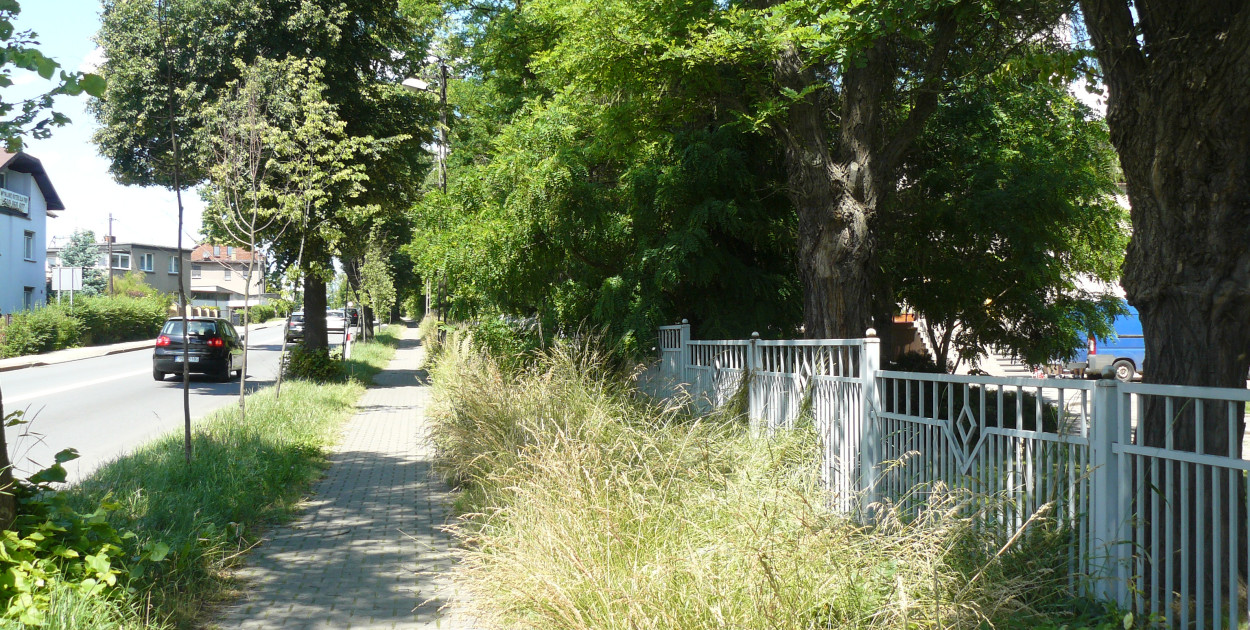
[679,319,691,385]
[748,332,761,434]
[1089,379,1129,607]
[860,329,882,515]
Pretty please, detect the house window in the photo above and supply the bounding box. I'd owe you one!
[169,256,180,274]
[191,263,202,279]
[138,253,154,272]
[111,252,130,270]
[226,246,234,257]
[224,268,232,280]
[23,287,34,310]
[213,245,221,257]
[23,231,35,261]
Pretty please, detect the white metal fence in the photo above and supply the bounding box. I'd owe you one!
[651,321,1250,627]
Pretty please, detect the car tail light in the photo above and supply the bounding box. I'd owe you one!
[156,335,172,347]
[207,337,225,348]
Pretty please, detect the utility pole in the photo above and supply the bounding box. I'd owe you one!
[106,213,115,295]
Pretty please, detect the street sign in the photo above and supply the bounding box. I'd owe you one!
[52,266,83,291]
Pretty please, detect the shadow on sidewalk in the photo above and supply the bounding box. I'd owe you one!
[216,451,459,628]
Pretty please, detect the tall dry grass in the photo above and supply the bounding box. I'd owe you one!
[427,330,1101,629]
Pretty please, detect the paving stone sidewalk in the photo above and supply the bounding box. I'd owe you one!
[214,323,478,629]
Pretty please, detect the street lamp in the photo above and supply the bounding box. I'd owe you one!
[403,60,451,322]
[401,62,448,193]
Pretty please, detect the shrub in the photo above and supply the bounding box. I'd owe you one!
[71,295,170,346]
[267,298,294,318]
[284,346,343,382]
[417,315,444,359]
[245,304,276,323]
[0,306,82,358]
[0,435,166,628]
[110,271,157,298]
[468,315,543,373]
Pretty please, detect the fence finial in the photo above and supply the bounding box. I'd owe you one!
[751,331,760,339]
[865,328,877,338]
[681,319,689,324]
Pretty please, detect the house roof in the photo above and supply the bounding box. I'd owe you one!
[192,243,262,262]
[0,151,65,212]
[46,242,193,254]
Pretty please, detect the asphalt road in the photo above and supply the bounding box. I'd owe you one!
[0,324,302,483]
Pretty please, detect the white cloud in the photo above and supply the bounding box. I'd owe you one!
[79,47,106,74]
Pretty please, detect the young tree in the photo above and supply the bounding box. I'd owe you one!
[1080,0,1250,607]
[358,232,397,338]
[93,0,432,352]
[200,57,295,413]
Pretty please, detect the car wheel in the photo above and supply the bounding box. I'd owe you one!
[1113,360,1135,383]
[153,369,165,381]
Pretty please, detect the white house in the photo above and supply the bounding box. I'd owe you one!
[0,151,64,315]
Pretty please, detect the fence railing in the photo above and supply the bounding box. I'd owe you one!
[650,321,1250,627]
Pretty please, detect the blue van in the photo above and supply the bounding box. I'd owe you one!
[1065,304,1145,381]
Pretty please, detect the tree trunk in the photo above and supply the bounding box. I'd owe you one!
[0,387,16,529]
[302,274,328,352]
[1081,0,1250,612]
[770,44,887,340]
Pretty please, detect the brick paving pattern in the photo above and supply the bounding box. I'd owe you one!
[214,324,478,629]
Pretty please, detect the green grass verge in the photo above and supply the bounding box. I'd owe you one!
[34,327,404,629]
[425,329,1126,630]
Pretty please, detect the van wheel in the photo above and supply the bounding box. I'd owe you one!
[1113,360,1135,382]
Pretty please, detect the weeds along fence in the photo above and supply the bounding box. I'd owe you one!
[644,321,1250,628]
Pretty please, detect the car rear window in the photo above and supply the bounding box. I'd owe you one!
[162,320,219,336]
[290,314,305,322]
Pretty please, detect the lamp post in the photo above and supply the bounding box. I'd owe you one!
[401,65,447,194]
[404,59,451,321]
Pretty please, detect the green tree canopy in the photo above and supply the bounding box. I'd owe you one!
[93,0,434,349]
[887,74,1129,367]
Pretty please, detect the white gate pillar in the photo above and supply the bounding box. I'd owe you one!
[859,329,882,515]
[1089,379,1131,606]
[748,332,761,434]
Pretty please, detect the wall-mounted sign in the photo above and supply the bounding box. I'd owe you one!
[0,188,29,214]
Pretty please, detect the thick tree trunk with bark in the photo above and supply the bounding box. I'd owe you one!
[771,44,887,340]
[1081,0,1250,611]
[302,274,328,352]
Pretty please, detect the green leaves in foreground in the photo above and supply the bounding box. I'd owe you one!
[0,0,106,151]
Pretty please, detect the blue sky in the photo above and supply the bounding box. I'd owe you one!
[12,0,205,249]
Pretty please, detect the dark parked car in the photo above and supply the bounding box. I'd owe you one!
[286,311,305,343]
[152,317,244,381]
